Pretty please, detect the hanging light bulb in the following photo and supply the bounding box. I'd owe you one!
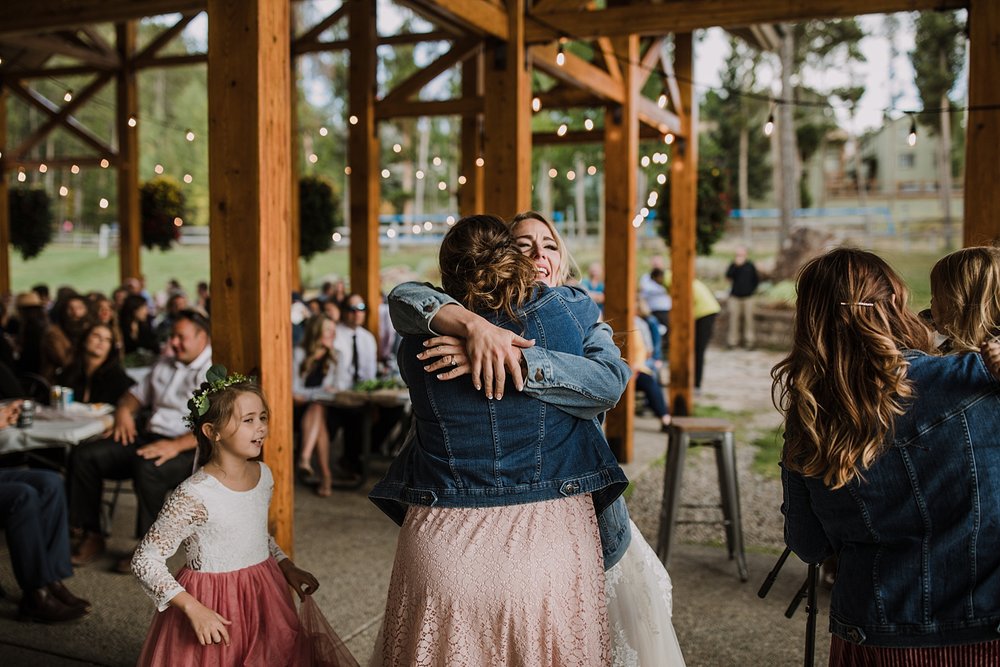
[907,115,917,147]
[532,97,542,113]
[663,133,674,145]
[127,115,137,128]
[658,82,668,109]
[764,112,775,137]
[185,129,195,142]
[584,118,594,131]
[63,90,73,103]
[556,39,566,67]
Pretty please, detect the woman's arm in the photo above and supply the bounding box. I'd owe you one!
[780,461,833,564]
[387,282,460,336]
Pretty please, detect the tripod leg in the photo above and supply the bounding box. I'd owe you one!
[785,577,808,619]
[804,563,819,667]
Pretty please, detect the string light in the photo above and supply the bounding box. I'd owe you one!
[457,175,467,185]
[17,170,26,182]
[100,159,109,168]
[99,198,109,209]
[332,232,342,242]
[764,111,775,137]
[475,157,485,168]
[63,90,73,103]
[656,173,667,185]
[566,170,576,181]
[392,143,402,153]
[548,168,558,178]
[531,97,541,113]
[556,39,566,67]
[127,115,137,128]
[432,156,442,166]
[59,186,69,197]
[173,217,183,227]
[437,181,447,191]
[557,124,567,137]
[38,164,48,173]
[319,126,328,137]
[348,115,358,125]
[657,84,668,110]
[154,164,164,174]
[386,228,397,238]
[641,156,650,167]
[308,153,318,163]
[907,114,917,147]
[70,164,80,174]
[584,118,594,131]
[663,133,674,145]
[185,129,195,142]
[446,215,456,225]
[381,168,391,178]
[411,224,421,234]
[587,165,597,176]
[415,170,424,180]
[423,221,433,230]
[344,166,351,175]
[183,174,193,183]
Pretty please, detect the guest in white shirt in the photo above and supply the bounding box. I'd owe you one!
[69,310,212,573]
[329,294,385,479]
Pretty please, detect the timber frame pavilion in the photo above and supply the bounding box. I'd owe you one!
[0,0,996,552]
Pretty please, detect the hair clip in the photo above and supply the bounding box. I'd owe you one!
[839,301,875,307]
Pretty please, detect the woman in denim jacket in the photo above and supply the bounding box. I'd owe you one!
[382,211,686,666]
[776,247,1000,663]
[369,215,627,665]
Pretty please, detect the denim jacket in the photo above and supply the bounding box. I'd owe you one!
[782,350,1000,648]
[382,281,633,568]
[371,284,630,553]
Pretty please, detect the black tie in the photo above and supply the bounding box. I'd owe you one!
[352,334,360,384]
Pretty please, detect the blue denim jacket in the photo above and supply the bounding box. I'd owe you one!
[381,281,633,568]
[370,284,630,548]
[782,350,1000,648]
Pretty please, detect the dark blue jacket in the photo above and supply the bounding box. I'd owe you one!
[782,350,1000,647]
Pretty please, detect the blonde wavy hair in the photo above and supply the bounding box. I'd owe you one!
[439,215,538,321]
[773,248,933,489]
[509,211,579,285]
[929,246,1000,352]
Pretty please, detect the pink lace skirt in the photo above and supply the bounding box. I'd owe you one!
[371,494,610,666]
[138,557,299,667]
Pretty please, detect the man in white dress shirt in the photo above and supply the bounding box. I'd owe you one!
[70,310,212,571]
[330,294,379,478]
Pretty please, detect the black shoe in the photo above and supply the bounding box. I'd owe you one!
[18,589,87,623]
[47,581,91,610]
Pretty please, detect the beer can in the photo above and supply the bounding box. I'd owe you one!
[60,386,74,408]
[51,385,63,406]
[17,399,35,428]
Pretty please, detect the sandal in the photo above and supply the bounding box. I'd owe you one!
[316,480,333,498]
[297,464,317,485]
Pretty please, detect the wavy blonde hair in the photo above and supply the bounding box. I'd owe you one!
[773,248,933,489]
[930,246,1000,351]
[439,215,538,321]
[509,210,580,285]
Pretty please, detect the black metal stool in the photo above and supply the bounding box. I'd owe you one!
[656,416,749,581]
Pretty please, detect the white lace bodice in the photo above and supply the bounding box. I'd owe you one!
[132,462,288,611]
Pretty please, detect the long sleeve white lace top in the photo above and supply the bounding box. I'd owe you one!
[132,462,288,611]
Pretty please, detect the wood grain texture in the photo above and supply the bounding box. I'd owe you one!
[964,0,1000,246]
[116,22,141,286]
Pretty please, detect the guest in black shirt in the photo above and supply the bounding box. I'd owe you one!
[61,324,135,405]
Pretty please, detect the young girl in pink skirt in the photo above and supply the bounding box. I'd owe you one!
[132,368,357,666]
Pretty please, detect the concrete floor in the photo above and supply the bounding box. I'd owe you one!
[0,348,828,666]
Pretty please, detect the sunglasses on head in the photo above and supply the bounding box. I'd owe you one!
[346,303,367,312]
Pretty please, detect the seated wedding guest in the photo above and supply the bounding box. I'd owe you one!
[119,294,159,356]
[14,292,50,377]
[153,292,189,346]
[41,292,93,381]
[293,314,338,497]
[69,310,212,573]
[195,281,210,316]
[330,294,380,478]
[61,323,135,405]
[630,315,671,431]
[0,401,91,622]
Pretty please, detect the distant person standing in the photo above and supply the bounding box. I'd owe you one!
[725,247,760,350]
[581,262,605,312]
[640,268,672,358]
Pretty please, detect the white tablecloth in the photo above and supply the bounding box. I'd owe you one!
[0,405,113,456]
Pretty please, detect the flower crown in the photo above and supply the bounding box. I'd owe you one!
[184,364,254,429]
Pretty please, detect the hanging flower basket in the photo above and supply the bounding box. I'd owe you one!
[9,187,54,260]
[140,176,185,251]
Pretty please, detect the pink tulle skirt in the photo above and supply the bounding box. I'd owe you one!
[138,557,300,667]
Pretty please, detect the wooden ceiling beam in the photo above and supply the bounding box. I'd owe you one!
[379,30,454,46]
[294,4,347,49]
[536,87,603,109]
[0,33,120,67]
[0,155,115,170]
[402,0,509,40]
[0,0,207,35]
[532,42,623,104]
[638,37,665,89]
[531,0,592,12]
[380,39,479,105]
[133,12,200,66]
[376,96,483,119]
[524,0,969,41]
[6,79,114,156]
[637,96,681,135]
[136,53,206,68]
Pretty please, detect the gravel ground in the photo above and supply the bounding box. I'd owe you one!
[630,346,789,553]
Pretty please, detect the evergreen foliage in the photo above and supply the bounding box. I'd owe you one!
[8,187,54,260]
[911,12,966,134]
[656,163,729,255]
[140,177,185,250]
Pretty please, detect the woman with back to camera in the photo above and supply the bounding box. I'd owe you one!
[386,211,685,665]
[776,247,1000,663]
[369,215,629,664]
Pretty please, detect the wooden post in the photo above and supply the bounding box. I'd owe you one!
[290,7,302,293]
[0,85,9,296]
[348,0,380,336]
[207,0,294,553]
[668,33,698,417]
[964,0,1000,246]
[603,34,639,463]
[483,0,530,217]
[116,21,141,286]
[459,48,485,217]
